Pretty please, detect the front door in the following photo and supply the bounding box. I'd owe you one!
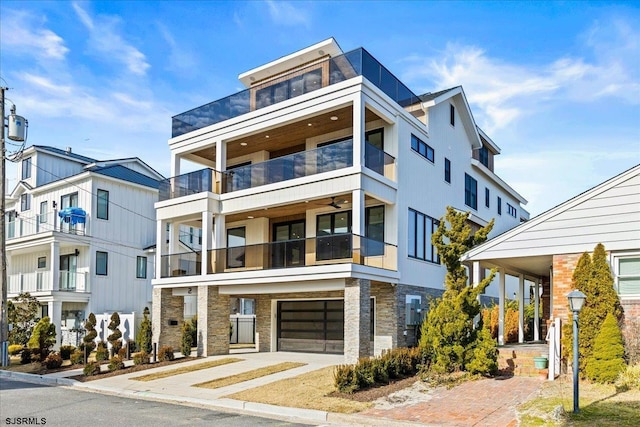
[272,220,305,268]
[59,254,77,290]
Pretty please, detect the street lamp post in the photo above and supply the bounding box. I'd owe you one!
[567,289,587,414]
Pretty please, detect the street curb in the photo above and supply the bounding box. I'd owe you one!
[0,369,76,387]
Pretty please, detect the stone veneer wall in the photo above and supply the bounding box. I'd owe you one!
[152,287,183,350]
[344,278,371,364]
[197,285,230,356]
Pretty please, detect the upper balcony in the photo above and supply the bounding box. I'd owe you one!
[159,138,395,201]
[171,47,421,138]
[6,208,89,242]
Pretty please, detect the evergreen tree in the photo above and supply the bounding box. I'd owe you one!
[107,312,123,352]
[7,292,41,345]
[83,313,97,353]
[27,316,56,359]
[419,207,498,374]
[137,307,153,354]
[585,313,626,383]
[181,321,193,356]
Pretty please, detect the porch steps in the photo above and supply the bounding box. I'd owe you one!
[498,345,548,377]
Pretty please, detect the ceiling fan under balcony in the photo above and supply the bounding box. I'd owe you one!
[326,197,347,209]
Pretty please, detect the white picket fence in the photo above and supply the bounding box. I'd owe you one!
[93,312,136,350]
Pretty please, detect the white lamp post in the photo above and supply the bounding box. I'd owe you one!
[567,289,586,413]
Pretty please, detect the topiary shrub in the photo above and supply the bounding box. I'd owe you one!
[107,355,125,371]
[8,344,23,356]
[181,321,193,357]
[83,313,97,354]
[585,312,626,384]
[59,345,75,360]
[83,361,100,376]
[133,351,150,365]
[20,348,32,364]
[70,350,84,365]
[43,352,63,369]
[158,346,175,361]
[107,312,122,353]
[95,341,109,362]
[136,307,152,354]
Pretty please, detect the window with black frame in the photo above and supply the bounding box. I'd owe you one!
[316,211,352,261]
[227,227,246,268]
[364,205,385,256]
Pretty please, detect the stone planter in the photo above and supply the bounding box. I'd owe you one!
[533,356,548,369]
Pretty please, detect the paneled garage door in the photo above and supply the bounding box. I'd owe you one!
[277,300,344,354]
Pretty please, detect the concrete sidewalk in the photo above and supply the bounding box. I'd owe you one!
[0,352,544,426]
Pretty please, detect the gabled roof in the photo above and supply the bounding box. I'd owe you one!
[89,165,161,189]
[85,157,165,181]
[29,145,97,163]
[418,87,460,103]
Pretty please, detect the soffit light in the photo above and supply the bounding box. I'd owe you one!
[330,116,338,121]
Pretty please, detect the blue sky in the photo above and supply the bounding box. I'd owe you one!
[1,0,638,216]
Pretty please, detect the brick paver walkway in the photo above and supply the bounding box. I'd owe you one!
[362,376,544,426]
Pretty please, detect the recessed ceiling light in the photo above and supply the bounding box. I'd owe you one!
[308,123,312,127]
[330,116,338,121]
[240,142,248,146]
[265,135,270,138]
[247,215,254,219]
[250,77,255,82]
[318,50,325,55]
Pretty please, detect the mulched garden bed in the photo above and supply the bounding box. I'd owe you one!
[328,375,419,402]
[67,357,199,382]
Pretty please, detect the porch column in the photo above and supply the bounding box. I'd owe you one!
[156,219,164,279]
[212,214,225,273]
[170,152,180,177]
[152,288,183,351]
[50,242,60,291]
[498,269,505,345]
[352,189,365,237]
[344,278,371,364]
[518,274,525,343]
[201,211,212,275]
[215,139,226,172]
[196,285,229,356]
[534,278,540,341]
[169,222,180,254]
[352,94,365,167]
[47,300,62,350]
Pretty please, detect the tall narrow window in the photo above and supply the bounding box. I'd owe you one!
[408,208,439,263]
[96,251,108,276]
[497,196,502,215]
[450,104,455,126]
[479,146,489,168]
[464,173,478,210]
[97,189,109,220]
[507,203,517,218]
[21,194,31,211]
[39,201,48,223]
[365,205,385,256]
[136,256,147,279]
[22,157,32,180]
[485,188,490,208]
[227,227,246,268]
[444,158,451,183]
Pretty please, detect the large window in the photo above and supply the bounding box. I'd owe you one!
[444,158,451,183]
[61,192,78,209]
[96,251,108,276]
[227,227,246,268]
[255,68,322,109]
[479,146,489,168]
[136,256,147,279]
[365,205,385,256]
[408,208,440,263]
[97,189,109,220]
[21,194,31,211]
[411,134,434,163]
[615,255,640,296]
[507,203,517,218]
[22,157,32,180]
[464,173,478,210]
[316,211,352,261]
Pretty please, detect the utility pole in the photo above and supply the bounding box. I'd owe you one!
[1,86,8,366]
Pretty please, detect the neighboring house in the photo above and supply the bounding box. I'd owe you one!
[462,164,640,344]
[4,145,163,348]
[153,38,529,363]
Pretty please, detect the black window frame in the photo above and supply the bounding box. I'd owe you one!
[227,227,247,268]
[136,256,147,279]
[507,203,517,218]
[464,173,478,210]
[485,188,490,208]
[450,104,455,126]
[37,257,46,269]
[479,146,489,168]
[316,211,352,261]
[444,158,451,183]
[97,189,109,220]
[497,196,502,215]
[411,134,434,163]
[96,251,108,276]
[22,157,32,180]
[407,208,440,264]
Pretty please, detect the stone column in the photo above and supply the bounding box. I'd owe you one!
[255,295,272,352]
[344,278,371,364]
[196,285,229,356]
[371,283,397,355]
[152,288,183,351]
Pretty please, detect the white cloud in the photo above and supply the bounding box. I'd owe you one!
[0,10,69,60]
[157,22,198,73]
[72,2,150,75]
[265,0,310,27]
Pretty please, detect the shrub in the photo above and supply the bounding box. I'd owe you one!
[117,346,127,359]
[59,345,75,360]
[8,344,23,356]
[133,351,150,365]
[27,316,56,360]
[585,313,626,384]
[107,312,122,353]
[83,313,97,354]
[20,348,32,364]
[107,355,125,371]
[127,339,137,353]
[95,341,109,362]
[158,346,175,361]
[70,350,84,365]
[334,365,358,394]
[83,361,100,376]
[7,292,40,346]
[181,321,193,357]
[615,364,640,391]
[137,307,152,354]
[43,352,63,369]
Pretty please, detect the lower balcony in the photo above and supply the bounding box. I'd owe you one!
[8,270,90,294]
[160,234,397,278]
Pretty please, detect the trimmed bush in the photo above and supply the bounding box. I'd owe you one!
[585,312,626,384]
[181,321,193,357]
[95,341,109,362]
[59,345,75,360]
[137,307,152,354]
[117,346,127,359]
[8,344,23,356]
[83,313,97,354]
[20,348,32,364]
[158,346,175,362]
[107,355,125,371]
[133,351,150,365]
[27,316,56,360]
[107,312,122,353]
[83,361,100,376]
[43,352,63,369]
[70,350,84,365]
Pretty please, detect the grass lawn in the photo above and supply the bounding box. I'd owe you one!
[130,358,243,382]
[518,376,640,426]
[193,362,306,390]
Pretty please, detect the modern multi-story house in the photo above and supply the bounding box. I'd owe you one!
[153,38,528,363]
[5,145,163,348]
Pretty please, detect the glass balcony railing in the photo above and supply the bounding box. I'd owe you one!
[172,47,420,138]
[158,168,218,201]
[159,234,397,278]
[364,142,395,179]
